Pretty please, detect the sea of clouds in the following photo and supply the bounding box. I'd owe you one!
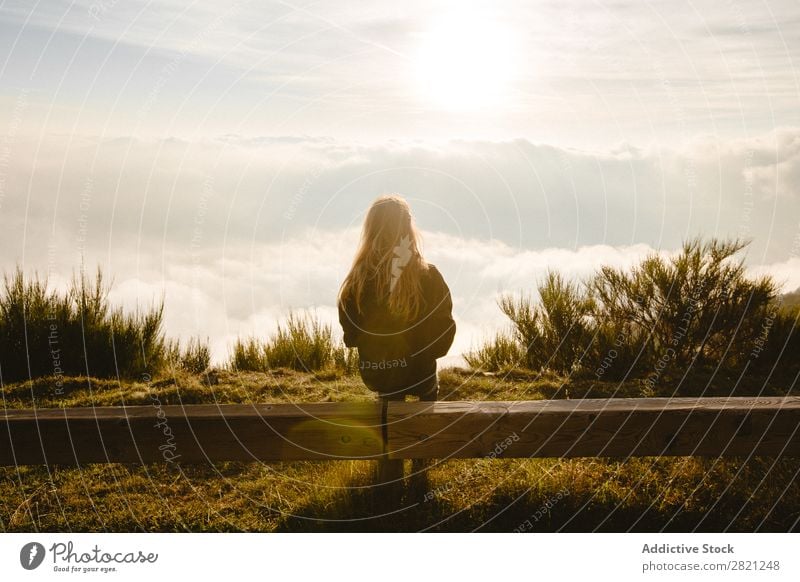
[2,131,799,365]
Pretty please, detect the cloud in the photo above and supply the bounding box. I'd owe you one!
[749,257,800,294]
[747,129,800,199]
[2,0,798,143]
[2,0,799,371]
[4,129,800,261]
[2,130,799,366]
[36,228,797,368]
[84,230,671,367]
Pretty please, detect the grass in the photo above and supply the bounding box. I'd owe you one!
[4,457,797,532]
[166,337,211,374]
[0,267,167,383]
[230,310,357,374]
[1,367,798,532]
[463,330,525,371]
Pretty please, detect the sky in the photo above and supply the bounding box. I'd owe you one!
[1,0,799,365]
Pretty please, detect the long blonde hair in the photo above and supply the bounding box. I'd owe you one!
[339,195,428,320]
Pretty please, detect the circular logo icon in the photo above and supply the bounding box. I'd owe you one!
[20,542,46,570]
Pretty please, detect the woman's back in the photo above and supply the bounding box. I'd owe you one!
[337,195,455,398]
[339,262,455,395]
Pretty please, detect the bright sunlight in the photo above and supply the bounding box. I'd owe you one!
[414,12,515,111]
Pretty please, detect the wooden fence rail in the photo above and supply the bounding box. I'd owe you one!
[1,397,799,466]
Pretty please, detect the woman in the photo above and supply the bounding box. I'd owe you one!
[338,194,455,401]
[338,195,456,489]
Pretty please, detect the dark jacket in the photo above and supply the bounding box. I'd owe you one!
[338,264,456,395]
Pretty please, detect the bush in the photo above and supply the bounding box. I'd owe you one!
[0,266,166,383]
[583,321,648,382]
[266,311,335,370]
[229,310,355,373]
[167,337,211,374]
[464,330,525,372]
[499,271,594,374]
[589,238,778,383]
[751,303,799,377]
[230,336,265,372]
[467,238,797,392]
[332,344,359,375]
[780,287,800,311]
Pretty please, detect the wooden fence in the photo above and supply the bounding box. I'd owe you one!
[1,397,798,466]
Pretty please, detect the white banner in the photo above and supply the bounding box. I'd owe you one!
[0,533,796,581]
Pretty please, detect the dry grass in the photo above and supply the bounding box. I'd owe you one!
[1,367,798,532]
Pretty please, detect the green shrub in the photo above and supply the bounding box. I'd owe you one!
[0,266,166,383]
[780,287,800,311]
[266,311,334,371]
[464,330,525,371]
[750,304,799,377]
[167,337,211,374]
[589,238,778,385]
[332,344,359,375]
[230,336,265,371]
[499,271,594,374]
[182,337,211,374]
[583,321,649,382]
[229,310,355,374]
[468,238,797,391]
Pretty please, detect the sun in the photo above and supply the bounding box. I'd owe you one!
[414,13,515,112]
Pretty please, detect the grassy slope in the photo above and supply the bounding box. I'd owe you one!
[1,368,798,532]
